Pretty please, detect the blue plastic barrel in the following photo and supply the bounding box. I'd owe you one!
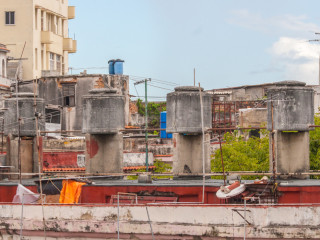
[108,62,115,74]
[160,111,172,139]
[108,59,124,75]
[160,111,167,122]
[160,131,167,138]
[114,62,123,74]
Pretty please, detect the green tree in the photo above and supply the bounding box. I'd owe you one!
[211,130,269,179]
[136,99,166,127]
[310,115,320,172]
[127,159,172,180]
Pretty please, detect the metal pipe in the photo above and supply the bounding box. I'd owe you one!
[40,130,82,133]
[218,133,226,186]
[1,117,3,154]
[34,78,47,240]
[145,79,149,172]
[20,193,24,240]
[117,193,120,240]
[199,83,206,203]
[207,127,267,131]
[146,206,155,240]
[4,171,320,176]
[244,199,246,240]
[271,100,276,183]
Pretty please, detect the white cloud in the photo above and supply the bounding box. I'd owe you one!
[270,37,320,84]
[229,9,320,36]
[229,9,320,84]
[271,37,319,60]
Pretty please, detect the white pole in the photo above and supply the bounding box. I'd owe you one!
[199,83,205,203]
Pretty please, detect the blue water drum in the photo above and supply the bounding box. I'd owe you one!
[108,59,124,75]
[160,111,172,139]
[108,61,115,74]
[160,111,167,122]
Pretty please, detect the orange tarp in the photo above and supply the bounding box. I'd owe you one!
[59,180,86,204]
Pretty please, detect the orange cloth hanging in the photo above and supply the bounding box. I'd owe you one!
[59,180,86,204]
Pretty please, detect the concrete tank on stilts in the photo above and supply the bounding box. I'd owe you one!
[4,92,45,178]
[167,86,212,177]
[267,81,314,179]
[82,88,125,174]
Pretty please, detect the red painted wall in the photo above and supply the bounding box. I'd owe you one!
[0,185,37,203]
[1,184,320,204]
[43,151,84,168]
[80,185,220,204]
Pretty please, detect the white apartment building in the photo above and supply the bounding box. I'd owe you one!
[0,0,76,80]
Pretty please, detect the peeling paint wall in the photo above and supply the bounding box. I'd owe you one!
[1,204,320,239]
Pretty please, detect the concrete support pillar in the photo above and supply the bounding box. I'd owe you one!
[42,11,47,31]
[85,133,123,174]
[172,133,211,176]
[270,131,309,179]
[6,135,34,179]
[32,136,43,173]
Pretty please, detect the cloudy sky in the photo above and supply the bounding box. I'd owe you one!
[68,0,320,100]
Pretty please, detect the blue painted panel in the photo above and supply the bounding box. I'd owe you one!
[160,111,167,122]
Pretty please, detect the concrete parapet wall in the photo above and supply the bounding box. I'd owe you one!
[1,204,320,239]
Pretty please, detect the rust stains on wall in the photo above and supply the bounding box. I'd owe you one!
[86,137,99,158]
[93,77,105,89]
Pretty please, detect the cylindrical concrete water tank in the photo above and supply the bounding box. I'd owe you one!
[108,59,124,75]
[167,86,212,134]
[4,93,45,136]
[267,81,314,131]
[82,88,125,134]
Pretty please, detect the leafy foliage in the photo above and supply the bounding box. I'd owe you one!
[310,115,320,174]
[212,116,320,179]
[136,99,166,127]
[153,159,172,174]
[127,159,172,180]
[211,130,269,179]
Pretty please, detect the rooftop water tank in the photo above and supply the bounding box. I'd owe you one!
[166,86,212,134]
[267,81,314,131]
[108,59,124,75]
[82,88,125,134]
[160,111,172,139]
[4,93,45,136]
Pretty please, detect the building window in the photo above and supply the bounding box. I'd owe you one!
[41,11,44,31]
[41,50,44,70]
[62,56,65,75]
[49,52,54,70]
[56,55,61,73]
[45,108,61,124]
[35,9,38,29]
[62,84,75,107]
[35,48,38,70]
[2,60,5,77]
[5,11,15,25]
